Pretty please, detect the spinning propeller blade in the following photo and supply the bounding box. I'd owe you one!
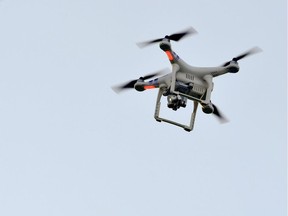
[222,46,262,67]
[137,27,197,48]
[112,69,168,93]
[212,103,229,123]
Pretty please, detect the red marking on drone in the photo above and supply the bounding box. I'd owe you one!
[144,85,156,90]
[165,51,174,61]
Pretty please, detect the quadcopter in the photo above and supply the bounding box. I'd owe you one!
[112,27,261,132]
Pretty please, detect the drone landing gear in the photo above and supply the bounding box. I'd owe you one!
[154,88,199,132]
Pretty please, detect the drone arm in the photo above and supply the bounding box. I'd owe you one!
[134,81,157,91]
[211,64,239,77]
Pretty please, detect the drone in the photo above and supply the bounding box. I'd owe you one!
[112,27,261,132]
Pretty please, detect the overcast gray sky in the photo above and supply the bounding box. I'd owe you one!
[0,0,286,216]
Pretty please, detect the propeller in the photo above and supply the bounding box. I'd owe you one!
[112,69,168,93]
[222,46,262,67]
[137,27,197,48]
[212,103,229,123]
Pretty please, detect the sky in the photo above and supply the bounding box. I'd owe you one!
[0,0,286,216]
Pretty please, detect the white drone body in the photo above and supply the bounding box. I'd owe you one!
[113,28,261,132]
